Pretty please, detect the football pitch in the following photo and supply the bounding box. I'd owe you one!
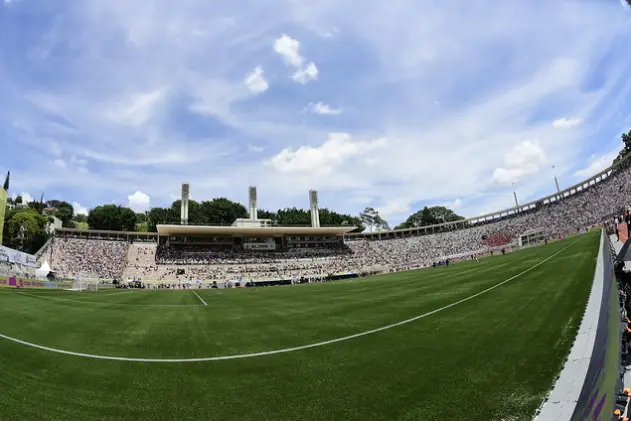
[0,232,600,421]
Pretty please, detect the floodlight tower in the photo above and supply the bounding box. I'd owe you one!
[512,182,519,208]
[309,190,320,228]
[552,165,561,200]
[248,186,258,220]
[181,183,190,225]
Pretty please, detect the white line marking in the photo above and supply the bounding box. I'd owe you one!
[192,290,208,306]
[4,291,205,307]
[97,290,135,296]
[0,240,579,363]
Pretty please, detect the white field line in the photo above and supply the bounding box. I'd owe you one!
[0,240,579,363]
[5,291,205,307]
[97,290,135,296]
[192,290,208,306]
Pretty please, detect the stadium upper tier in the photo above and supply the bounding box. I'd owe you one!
[31,152,629,282]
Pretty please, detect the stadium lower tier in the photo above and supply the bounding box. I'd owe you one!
[35,223,593,281]
[38,230,520,282]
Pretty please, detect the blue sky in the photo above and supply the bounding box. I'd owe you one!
[1,0,631,224]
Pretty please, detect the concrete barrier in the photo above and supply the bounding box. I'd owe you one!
[536,230,622,420]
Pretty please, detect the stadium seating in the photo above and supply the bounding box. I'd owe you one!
[38,161,631,282]
[46,238,128,279]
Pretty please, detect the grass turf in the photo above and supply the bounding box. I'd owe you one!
[0,232,600,420]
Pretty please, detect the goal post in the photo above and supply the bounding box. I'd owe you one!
[69,280,99,292]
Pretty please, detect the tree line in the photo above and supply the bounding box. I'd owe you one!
[0,195,467,254]
[613,129,631,165]
[2,197,75,254]
[145,198,366,233]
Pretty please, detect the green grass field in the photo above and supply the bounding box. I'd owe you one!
[0,232,600,420]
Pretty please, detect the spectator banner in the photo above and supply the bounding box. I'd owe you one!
[0,245,38,267]
[0,188,6,245]
[243,243,276,250]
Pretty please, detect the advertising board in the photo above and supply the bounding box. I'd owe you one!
[0,245,38,267]
[243,243,276,251]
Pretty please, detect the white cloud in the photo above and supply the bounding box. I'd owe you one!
[49,155,88,173]
[268,133,387,176]
[51,158,67,169]
[446,198,462,210]
[107,88,167,127]
[11,191,34,203]
[2,1,630,225]
[274,34,318,84]
[127,191,151,212]
[273,34,304,67]
[72,202,88,215]
[247,143,265,152]
[552,117,583,129]
[621,0,631,9]
[319,27,340,38]
[292,62,318,84]
[307,102,342,115]
[244,66,269,94]
[376,201,412,219]
[492,140,547,185]
[574,150,618,178]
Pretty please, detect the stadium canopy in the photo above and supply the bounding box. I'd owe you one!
[155,224,357,237]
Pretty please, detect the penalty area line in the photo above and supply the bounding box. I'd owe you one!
[0,239,579,363]
[192,290,208,306]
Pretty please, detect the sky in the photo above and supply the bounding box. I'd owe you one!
[1,0,630,225]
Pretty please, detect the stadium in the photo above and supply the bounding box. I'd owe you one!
[1,147,631,420]
[3,2,631,421]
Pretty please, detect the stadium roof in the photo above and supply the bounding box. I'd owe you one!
[156,224,357,237]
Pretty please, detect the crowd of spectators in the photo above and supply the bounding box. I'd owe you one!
[124,244,361,282]
[47,238,129,279]
[155,244,351,265]
[41,159,631,282]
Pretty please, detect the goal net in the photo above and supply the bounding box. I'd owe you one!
[69,280,99,292]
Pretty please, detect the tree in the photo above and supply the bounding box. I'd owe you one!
[275,207,309,226]
[170,200,202,224]
[396,206,465,229]
[54,201,75,228]
[613,129,631,164]
[373,214,390,231]
[257,209,278,222]
[359,207,389,232]
[88,205,137,231]
[27,200,46,214]
[73,213,88,223]
[15,195,22,205]
[119,207,137,231]
[360,207,378,232]
[2,208,49,253]
[200,198,248,225]
[147,206,178,232]
[135,212,147,224]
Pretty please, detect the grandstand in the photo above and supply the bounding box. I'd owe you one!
[28,151,631,285]
[3,151,631,420]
